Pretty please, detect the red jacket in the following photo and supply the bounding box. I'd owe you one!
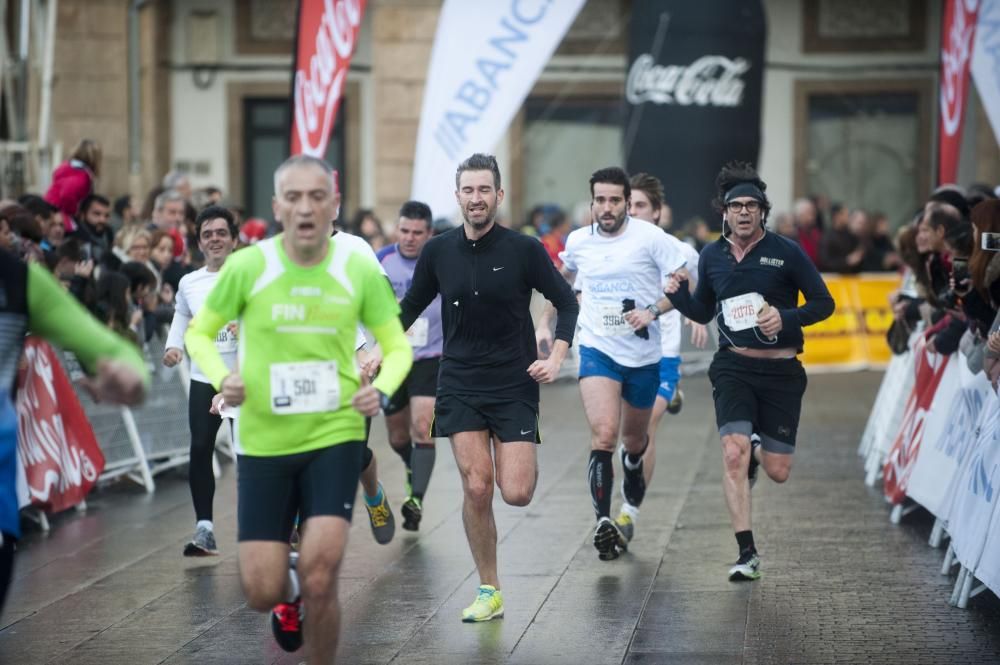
[45,160,95,231]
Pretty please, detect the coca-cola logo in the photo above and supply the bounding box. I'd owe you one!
[626,53,750,107]
[940,0,980,137]
[293,0,364,157]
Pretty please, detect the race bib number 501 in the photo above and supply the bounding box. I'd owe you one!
[270,361,340,415]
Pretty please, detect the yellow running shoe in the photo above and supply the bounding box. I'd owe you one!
[461,585,504,622]
[365,485,396,545]
[614,512,634,546]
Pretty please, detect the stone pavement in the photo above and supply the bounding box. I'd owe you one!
[1,371,999,664]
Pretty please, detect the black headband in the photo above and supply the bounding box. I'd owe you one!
[724,183,765,203]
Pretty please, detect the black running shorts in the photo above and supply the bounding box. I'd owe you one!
[707,348,807,454]
[431,393,541,444]
[384,357,440,416]
[236,441,365,542]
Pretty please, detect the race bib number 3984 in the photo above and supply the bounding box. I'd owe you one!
[270,361,340,415]
[593,302,633,337]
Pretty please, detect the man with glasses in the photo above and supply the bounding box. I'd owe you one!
[165,205,240,556]
[665,162,833,581]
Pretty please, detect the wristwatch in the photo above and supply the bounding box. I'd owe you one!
[646,304,661,319]
[377,389,391,411]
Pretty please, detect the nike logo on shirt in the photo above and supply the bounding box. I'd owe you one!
[493,266,504,271]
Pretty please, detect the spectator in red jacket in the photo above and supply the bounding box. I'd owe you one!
[45,139,102,232]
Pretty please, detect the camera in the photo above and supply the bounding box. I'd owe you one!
[982,232,1000,251]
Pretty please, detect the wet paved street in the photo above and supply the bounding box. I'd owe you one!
[2,371,1000,664]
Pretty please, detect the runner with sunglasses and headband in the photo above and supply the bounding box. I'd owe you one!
[664,162,834,581]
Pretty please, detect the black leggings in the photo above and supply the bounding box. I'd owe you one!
[0,533,14,616]
[189,380,223,522]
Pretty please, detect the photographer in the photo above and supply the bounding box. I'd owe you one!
[965,201,1000,336]
[927,217,975,355]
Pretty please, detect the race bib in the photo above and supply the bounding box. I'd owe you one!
[721,292,765,331]
[215,322,238,354]
[406,317,429,347]
[270,361,340,415]
[593,301,633,337]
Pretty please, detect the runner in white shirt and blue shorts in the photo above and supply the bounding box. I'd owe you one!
[556,167,688,561]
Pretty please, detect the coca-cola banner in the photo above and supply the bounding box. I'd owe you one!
[411,0,585,218]
[624,1,766,230]
[289,0,366,157]
[15,337,105,513]
[938,0,980,185]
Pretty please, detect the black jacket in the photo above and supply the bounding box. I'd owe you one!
[400,223,578,403]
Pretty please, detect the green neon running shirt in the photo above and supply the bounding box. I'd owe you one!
[185,235,408,456]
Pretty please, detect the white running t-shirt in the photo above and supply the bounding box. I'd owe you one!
[560,218,686,368]
[166,267,238,384]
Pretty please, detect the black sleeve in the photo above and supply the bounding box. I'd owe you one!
[526,239,578,344]
[399,241,440,330]
[666,248,716,324]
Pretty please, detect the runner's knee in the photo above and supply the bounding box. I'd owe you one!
[721,437,749,472]
[463,470,494,504]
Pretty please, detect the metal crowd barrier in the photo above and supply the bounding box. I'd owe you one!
[62,330,233,495]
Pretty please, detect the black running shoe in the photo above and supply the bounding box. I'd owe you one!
[270,598,304,652]
[728,550,761,581]
[401,496,422,531]
[594,517,624,561]
[748,433,761,489]
[618,445,647,507]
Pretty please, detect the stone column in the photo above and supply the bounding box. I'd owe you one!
[371,0,441,226]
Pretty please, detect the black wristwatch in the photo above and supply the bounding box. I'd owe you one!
[646,304,661,319]
[377,389,391,411]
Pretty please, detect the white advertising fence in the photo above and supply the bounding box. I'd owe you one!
[860,330,1000,609]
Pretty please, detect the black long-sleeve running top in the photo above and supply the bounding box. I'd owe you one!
[399,223,578,403]
[666,232,835,352]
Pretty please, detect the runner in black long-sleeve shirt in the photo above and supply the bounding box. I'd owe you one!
[665,162,834,583]
[398,153,578,623]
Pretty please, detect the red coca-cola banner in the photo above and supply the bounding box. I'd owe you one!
[15,337,105,513]
[883,336,952,505]
[289,0,366,158]
[938,0,980,185]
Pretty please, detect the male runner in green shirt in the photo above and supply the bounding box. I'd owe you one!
[186,155,412,662]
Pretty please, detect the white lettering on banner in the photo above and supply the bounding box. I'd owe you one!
[626,54,749,107]
[942,0,981,136]
[293,0,363,157]
[432,2,553,161]
[15,345,98,503]
[411,0,584,217]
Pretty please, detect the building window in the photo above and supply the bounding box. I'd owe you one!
[795,79,933,228]
[243,97,345,221]
[515,95,623,227]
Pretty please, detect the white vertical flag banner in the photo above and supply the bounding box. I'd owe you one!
[411,0,586,218]
[973,0,1000,143]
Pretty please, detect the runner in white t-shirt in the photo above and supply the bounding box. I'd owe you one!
[628,173,706,526]
[164,205,239,557]
[546,167,686,561]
